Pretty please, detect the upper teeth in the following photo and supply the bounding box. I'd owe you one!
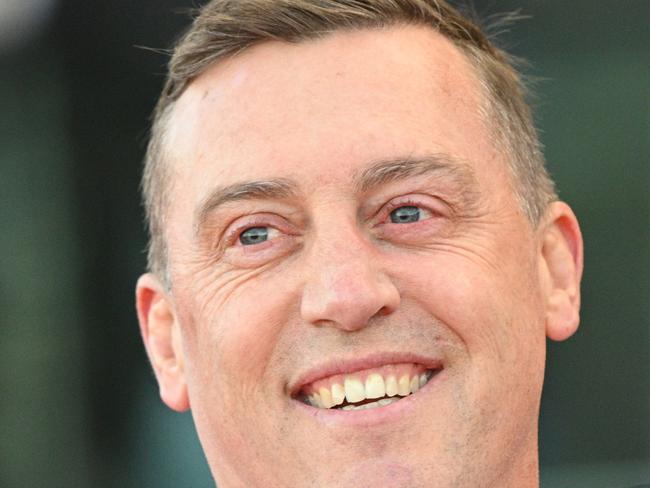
[305,368,433,410]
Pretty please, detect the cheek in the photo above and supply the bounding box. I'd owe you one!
[172,271,301,475]
[393,244,544,364]
[177,269,299,407]
[392,245,547,450]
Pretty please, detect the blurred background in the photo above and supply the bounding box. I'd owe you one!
[0,0,648,487]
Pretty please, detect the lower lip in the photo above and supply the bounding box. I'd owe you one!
[293,369,445,427]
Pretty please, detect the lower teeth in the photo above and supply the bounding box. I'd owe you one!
[339,396,403,411]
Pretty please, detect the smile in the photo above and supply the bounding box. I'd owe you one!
[296,362,440,411]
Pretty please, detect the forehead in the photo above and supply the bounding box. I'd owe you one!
[165,25,505,206]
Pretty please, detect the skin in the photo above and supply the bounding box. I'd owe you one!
[136,26,583,488]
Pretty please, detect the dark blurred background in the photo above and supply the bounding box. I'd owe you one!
[0,1,648,487]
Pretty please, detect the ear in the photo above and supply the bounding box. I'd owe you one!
[538,201,584,341]
[136,273,189,412]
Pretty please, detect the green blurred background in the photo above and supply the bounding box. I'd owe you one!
[0,1,648,487]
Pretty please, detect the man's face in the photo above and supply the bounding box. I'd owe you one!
[156,26,558,487]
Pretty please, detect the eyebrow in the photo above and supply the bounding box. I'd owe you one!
[354,154,478,194]
[194,177,298,234]
[194,153,479,233]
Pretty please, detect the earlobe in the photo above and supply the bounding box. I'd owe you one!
[136,273,190,412]
[539,202,584,341]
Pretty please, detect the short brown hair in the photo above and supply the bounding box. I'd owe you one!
[142,0,557,282]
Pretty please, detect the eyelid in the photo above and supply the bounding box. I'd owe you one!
[218,213,302,268]
[379,194,448,222]
[224,213,293,247]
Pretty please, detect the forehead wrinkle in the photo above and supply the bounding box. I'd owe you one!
[194,177,298,235]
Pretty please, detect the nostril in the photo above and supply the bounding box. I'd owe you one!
[378,305,393,316]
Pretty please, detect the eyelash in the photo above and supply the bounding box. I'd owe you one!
[226,224,266,247]
[380,197,439,223]
[223,197,442,251]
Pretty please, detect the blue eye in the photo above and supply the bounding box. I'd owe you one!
[239,227,269,245]
[390,206,421,223]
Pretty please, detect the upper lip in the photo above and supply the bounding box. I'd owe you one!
[288,351,444,397]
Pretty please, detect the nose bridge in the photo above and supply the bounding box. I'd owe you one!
[300,217,400,331]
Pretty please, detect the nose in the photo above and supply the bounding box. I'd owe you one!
[299,233,400,332]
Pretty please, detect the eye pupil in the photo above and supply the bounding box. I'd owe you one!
[390,206,420,223]
[239,227,269,245]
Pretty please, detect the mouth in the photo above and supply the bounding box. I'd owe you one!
[292,361,442,412]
